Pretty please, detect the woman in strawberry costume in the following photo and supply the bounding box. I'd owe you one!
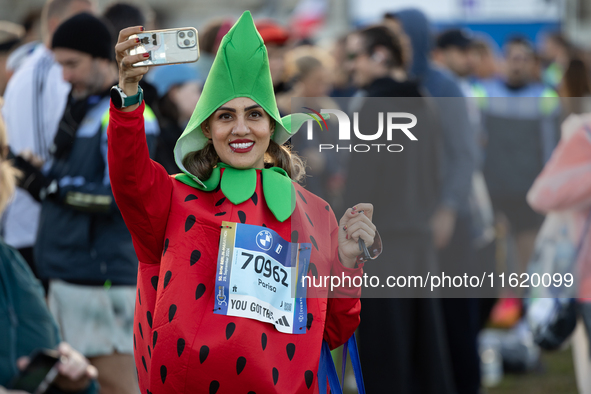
[108,11,378,394]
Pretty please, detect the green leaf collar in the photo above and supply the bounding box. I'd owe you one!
[174,163,296,222]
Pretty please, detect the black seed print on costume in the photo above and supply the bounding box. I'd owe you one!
[163,271,172,288]
[286,343,295,361]
[262,223,267,227]
[325,205,329,211]
[305,213,314,227]
[209,381,219,394]
[261,333,267,350]
[251,192,258,205]
[199,346,209,363]
[190,250,201,266]
[160,365,167,384]
[272,368,279,385]
[247,392,256,394]
[139,323,143,339]
[177,338,185,357]
[305,370,314,389]
[310,236,318,251]
[153,331,158,348]
[163,238,169,255]
[297,190,307,204]
[236,357,246,375]
[147,311,153,328]
[185,215,196,232]
[185,194,198,202]
[134,334,136,349]
[151,276,158,291]
[215,197,226,206]
[168,304,177,322]
[238,211,246,223]
[215,212,227,216]
[142,356,147,372]
[148,345,151,358]
[138,288,141,305]
[291,231,298,243]
[308,263,318,279]
[226,322,236,339]
[306,313,313,330]
[195,283,206,300]
[147,390,152,394]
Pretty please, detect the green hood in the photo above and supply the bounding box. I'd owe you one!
[173,10,328,188]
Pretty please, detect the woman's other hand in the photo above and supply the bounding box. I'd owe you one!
[338,203,376,268]
[114,26,149,111]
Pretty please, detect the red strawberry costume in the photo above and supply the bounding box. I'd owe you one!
[108,11,363,394]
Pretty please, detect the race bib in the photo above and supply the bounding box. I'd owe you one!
[214,221,311,334]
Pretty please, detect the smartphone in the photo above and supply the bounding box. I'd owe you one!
[129,27,200,67]
[8,349,61,394]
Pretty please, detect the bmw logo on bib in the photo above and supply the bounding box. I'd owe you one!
[256,230,273,251]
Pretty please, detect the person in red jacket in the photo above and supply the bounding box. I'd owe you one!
[107,11,378,394]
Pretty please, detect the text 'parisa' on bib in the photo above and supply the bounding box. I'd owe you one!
[214,221,311,334]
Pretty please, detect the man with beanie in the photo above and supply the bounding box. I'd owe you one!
[1,0,94,280]
[33,13,159,394]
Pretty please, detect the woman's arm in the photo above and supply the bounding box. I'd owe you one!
[322,206,370,350]
[108,26,173,264]
[108,103,173,264]
[527,123,591,213]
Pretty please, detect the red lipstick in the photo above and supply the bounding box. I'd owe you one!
[229,139,255,153]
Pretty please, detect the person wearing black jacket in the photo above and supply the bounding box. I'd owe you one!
[344,26,456,394]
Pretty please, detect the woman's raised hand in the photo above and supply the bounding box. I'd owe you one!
[114,26,149,107]
[338,203,376,269]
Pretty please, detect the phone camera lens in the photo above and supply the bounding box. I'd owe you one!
[184,39,190,46]
[179,32,185,38]
[187,31,194,38]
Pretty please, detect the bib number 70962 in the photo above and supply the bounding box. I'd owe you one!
[240,252,289,288]
[215,221,311,334]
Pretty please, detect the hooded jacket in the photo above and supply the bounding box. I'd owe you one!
[395,9,476,214]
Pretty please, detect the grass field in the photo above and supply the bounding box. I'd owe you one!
[487,347,578,394]
[339,346,579,393]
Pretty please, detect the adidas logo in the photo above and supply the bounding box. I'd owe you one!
[275,315,290,327]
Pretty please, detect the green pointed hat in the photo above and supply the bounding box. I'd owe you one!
[173,10,327,187]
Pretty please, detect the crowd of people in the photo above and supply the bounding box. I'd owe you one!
[0,0,591,393]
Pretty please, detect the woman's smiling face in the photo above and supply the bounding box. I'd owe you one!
[202,97,274,169]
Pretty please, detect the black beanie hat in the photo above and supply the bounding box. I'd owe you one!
[52,13,113,60]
